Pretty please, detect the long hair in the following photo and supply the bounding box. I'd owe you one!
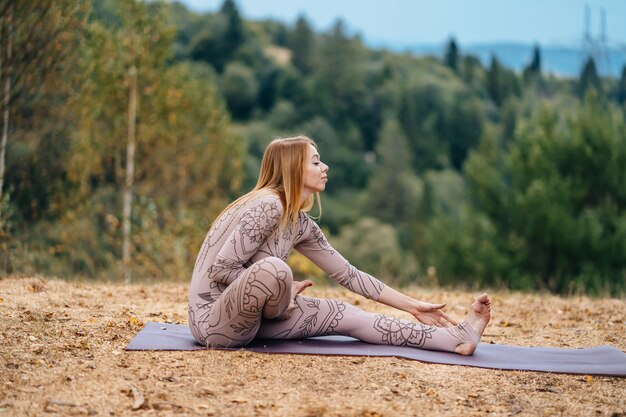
[214,136,322,231]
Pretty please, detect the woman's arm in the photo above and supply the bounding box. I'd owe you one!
[294,217,384,300]
[295,215,457,326]
[377,286,458,327]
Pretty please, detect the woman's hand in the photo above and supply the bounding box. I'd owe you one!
[377,286,458,327]
[410,301,458,327]
[291,279,313,299]
[280,280,313,320]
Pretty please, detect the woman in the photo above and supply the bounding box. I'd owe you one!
[188,136,490,355]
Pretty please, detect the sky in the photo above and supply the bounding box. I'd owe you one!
[179,0,626,48]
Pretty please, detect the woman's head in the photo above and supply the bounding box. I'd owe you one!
[254,136,328,228]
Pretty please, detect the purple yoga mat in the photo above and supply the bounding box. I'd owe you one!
[126,322,626,377]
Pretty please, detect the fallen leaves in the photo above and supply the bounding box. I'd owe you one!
[128,316,143,327]
[130,386,145,410]
[121,386,145,410]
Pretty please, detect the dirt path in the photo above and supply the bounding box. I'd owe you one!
[1,276,624,416]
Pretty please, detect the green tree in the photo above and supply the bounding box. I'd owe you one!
[486,55,520,106]
[616,65,626,105]
[522,44,541,83]
[460,54,482,87]
[578,57,602,97]
[290,15,315,75]
[220,0,244,57]
[368,119,421,225]
[333,217,418,285]
[189,0,245,72]
[398,83,447,172]
[315,19,367,127]
[511,98,625,292]
[443,94,484,170]
[444,38,459,73]
[466,97,626,293]
[222,62,259,119]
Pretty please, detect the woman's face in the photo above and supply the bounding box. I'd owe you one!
[303,144,329,195]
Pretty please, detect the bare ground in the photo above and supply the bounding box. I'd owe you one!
[0,276,624,417]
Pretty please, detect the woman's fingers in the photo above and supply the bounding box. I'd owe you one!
[440,311,458,326]
[293,280,314,296]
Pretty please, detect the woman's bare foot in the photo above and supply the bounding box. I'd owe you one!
[454,293,492,356]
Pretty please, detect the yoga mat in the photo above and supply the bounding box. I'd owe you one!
[126,322,626,377]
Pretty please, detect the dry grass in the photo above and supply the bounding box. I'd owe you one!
[0,276,624,416]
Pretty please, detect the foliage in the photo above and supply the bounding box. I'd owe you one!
[290,16,315,75]
[523,44,542,83]
[578,57,602,97]
[333,217,418,285]
[463,95,626,294]
[4,0,625,294]
[444,38,459,73]
[617,66,626,105]
[222,62,259,119]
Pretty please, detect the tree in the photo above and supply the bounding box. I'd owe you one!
[397,83,447,172]
[444,38,459,73]
[522,44,541,83]
[444,94,484,170]
[220,0,244,53]
[290,15,315,75]
[466,97,626,294]
[333,217,417,284]
[189,0,245,72]
[486,55,520,106]
[460,54,482,87]
[222,62,259,119]
[616,65,626,105]
[0,0,86,217]
[72,0,174,281]
[368,119,421,225]
[315,19,367,127]
[578,57,602,97]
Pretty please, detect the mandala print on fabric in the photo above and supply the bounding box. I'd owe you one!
[208,255,244,285]
[206,202,246,245]
[188,306,202,341]
[240,201,281,244]
[230,319,257,336]
[324,299,346,335]
[309,221,334,254]
[372,315,436,348]
[344,264,384,300]
[292,297,321,339]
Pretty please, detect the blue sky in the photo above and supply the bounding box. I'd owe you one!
[179,0,626,48]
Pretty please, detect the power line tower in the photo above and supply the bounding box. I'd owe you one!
[581,4,611,75]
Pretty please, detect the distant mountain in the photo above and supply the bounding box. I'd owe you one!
[378,41,626,78]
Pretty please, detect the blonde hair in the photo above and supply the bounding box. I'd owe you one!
[215,136,322,231]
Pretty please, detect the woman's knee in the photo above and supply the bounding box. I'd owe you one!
[248,256,293,293]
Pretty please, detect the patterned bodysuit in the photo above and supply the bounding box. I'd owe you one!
[188,193,478,350]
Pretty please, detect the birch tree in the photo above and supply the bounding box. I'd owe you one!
[71,0,173,282]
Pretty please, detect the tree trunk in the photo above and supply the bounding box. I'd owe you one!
[0,5,13,212]
[122,65,137,283]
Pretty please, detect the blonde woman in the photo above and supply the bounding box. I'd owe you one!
[188,136,491,355]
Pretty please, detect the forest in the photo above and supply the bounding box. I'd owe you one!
[1,0,625,295]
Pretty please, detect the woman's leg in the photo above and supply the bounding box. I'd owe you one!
[191,257,293,348]
[257,296,487,354]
